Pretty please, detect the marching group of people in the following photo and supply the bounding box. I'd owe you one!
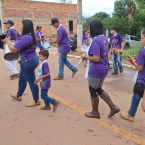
[1,17,145,122]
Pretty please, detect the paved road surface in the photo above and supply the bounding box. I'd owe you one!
[0,48,145,145]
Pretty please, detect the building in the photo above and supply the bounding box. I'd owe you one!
[0,0,77,36]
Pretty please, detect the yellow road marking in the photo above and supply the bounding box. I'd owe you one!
[49,92,145,145]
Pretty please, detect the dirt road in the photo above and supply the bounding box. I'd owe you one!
[0,48,144,145]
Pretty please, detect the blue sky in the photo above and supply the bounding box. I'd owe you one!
[31,0,116,17]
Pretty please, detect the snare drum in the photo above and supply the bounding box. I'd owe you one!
[42,39,50,49]
[3,41,19,61]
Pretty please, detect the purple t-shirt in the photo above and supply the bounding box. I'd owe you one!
[35,31,45,41]
[82,35,89,44]
[135,48,145,85]
[14,35,37,61]
[42,62,51,89]
[57,25,70,53]
[110,33,123,50]
[88,36,109,78]
[7,28,19,41]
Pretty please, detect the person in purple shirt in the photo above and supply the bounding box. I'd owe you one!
[82,29,90,44]
[110,26,124,75]
[3,19,40,107]
[35,50,59,111]
[35,25,46,50]
[49,18,78,80]
[82,29,91,67]
[120,30,145,122]
[82,20,120,119]
[3,20,20,80]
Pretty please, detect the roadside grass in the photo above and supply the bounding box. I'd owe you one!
[124,44,141,57]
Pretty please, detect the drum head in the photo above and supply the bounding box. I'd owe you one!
[42,40,50,49]
[4,52,19,61]
[81,44,88,53]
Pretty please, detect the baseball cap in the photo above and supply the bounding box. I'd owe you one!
[4,20,14,26]
[50,18,59,25]
[110,26,117,31]
[36,25,42,30]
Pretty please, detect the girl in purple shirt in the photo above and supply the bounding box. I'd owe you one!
[82,20,120,119]
[4,19,40,107]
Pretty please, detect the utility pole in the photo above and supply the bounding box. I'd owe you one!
[77,0,82,49]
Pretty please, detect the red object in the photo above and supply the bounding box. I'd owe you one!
[131,57,137,65]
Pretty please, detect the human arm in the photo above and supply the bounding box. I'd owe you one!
[36,37,45,42]
[82,55,100,62]
[34,73,50,84]
[49,39,60,44]
[119,35,124,53]
[3,37,19,52]
[127,56,143,72]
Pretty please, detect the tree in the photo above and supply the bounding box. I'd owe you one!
[83,12,109,29]
[127,1,136,24]
[114,0,136,24]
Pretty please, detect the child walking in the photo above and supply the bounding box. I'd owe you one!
[35,50,59,111]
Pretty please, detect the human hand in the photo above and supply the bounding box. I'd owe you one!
[120,49,123,53]
[3,37,10,43]
[127,55,134,63]
[82,56,88,60]
[34,78,40,84]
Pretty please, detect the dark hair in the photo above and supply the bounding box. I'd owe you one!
[90,20,103,38]
[142,30,145,37]
[83,29,87,35]
[21,19,37,45]
[39,49,49,59]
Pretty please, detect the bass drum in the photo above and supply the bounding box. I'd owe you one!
[3,41,19,61]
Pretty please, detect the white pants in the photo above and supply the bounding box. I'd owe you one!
[5,60,19,75]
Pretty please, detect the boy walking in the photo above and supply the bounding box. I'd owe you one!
[110,26,124,75]
[35,50,59,111]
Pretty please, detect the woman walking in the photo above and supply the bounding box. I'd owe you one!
[4,19,40,107]
[82,20,120,118]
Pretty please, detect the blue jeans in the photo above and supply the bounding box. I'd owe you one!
[41,89,55,105]
[17,56,39,101]
[112,54,122,72]
[37,41,44,50]
[58,53,76,78]
[128,93,142,117]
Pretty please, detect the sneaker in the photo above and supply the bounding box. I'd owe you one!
[112,71,118,75]
[52,100,59,112]
[120,112,134,122]
[53,76,63,80]
[26,100,41,107]
[40,105,51,110]
[72,68,78,77]
[120,68,123,73]
[10,73,19,80]
[10,94,22,101]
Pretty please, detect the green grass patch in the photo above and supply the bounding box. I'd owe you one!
[124,44,141,57]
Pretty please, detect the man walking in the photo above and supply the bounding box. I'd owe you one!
[50,18,78,80]
[3,20,19,80]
